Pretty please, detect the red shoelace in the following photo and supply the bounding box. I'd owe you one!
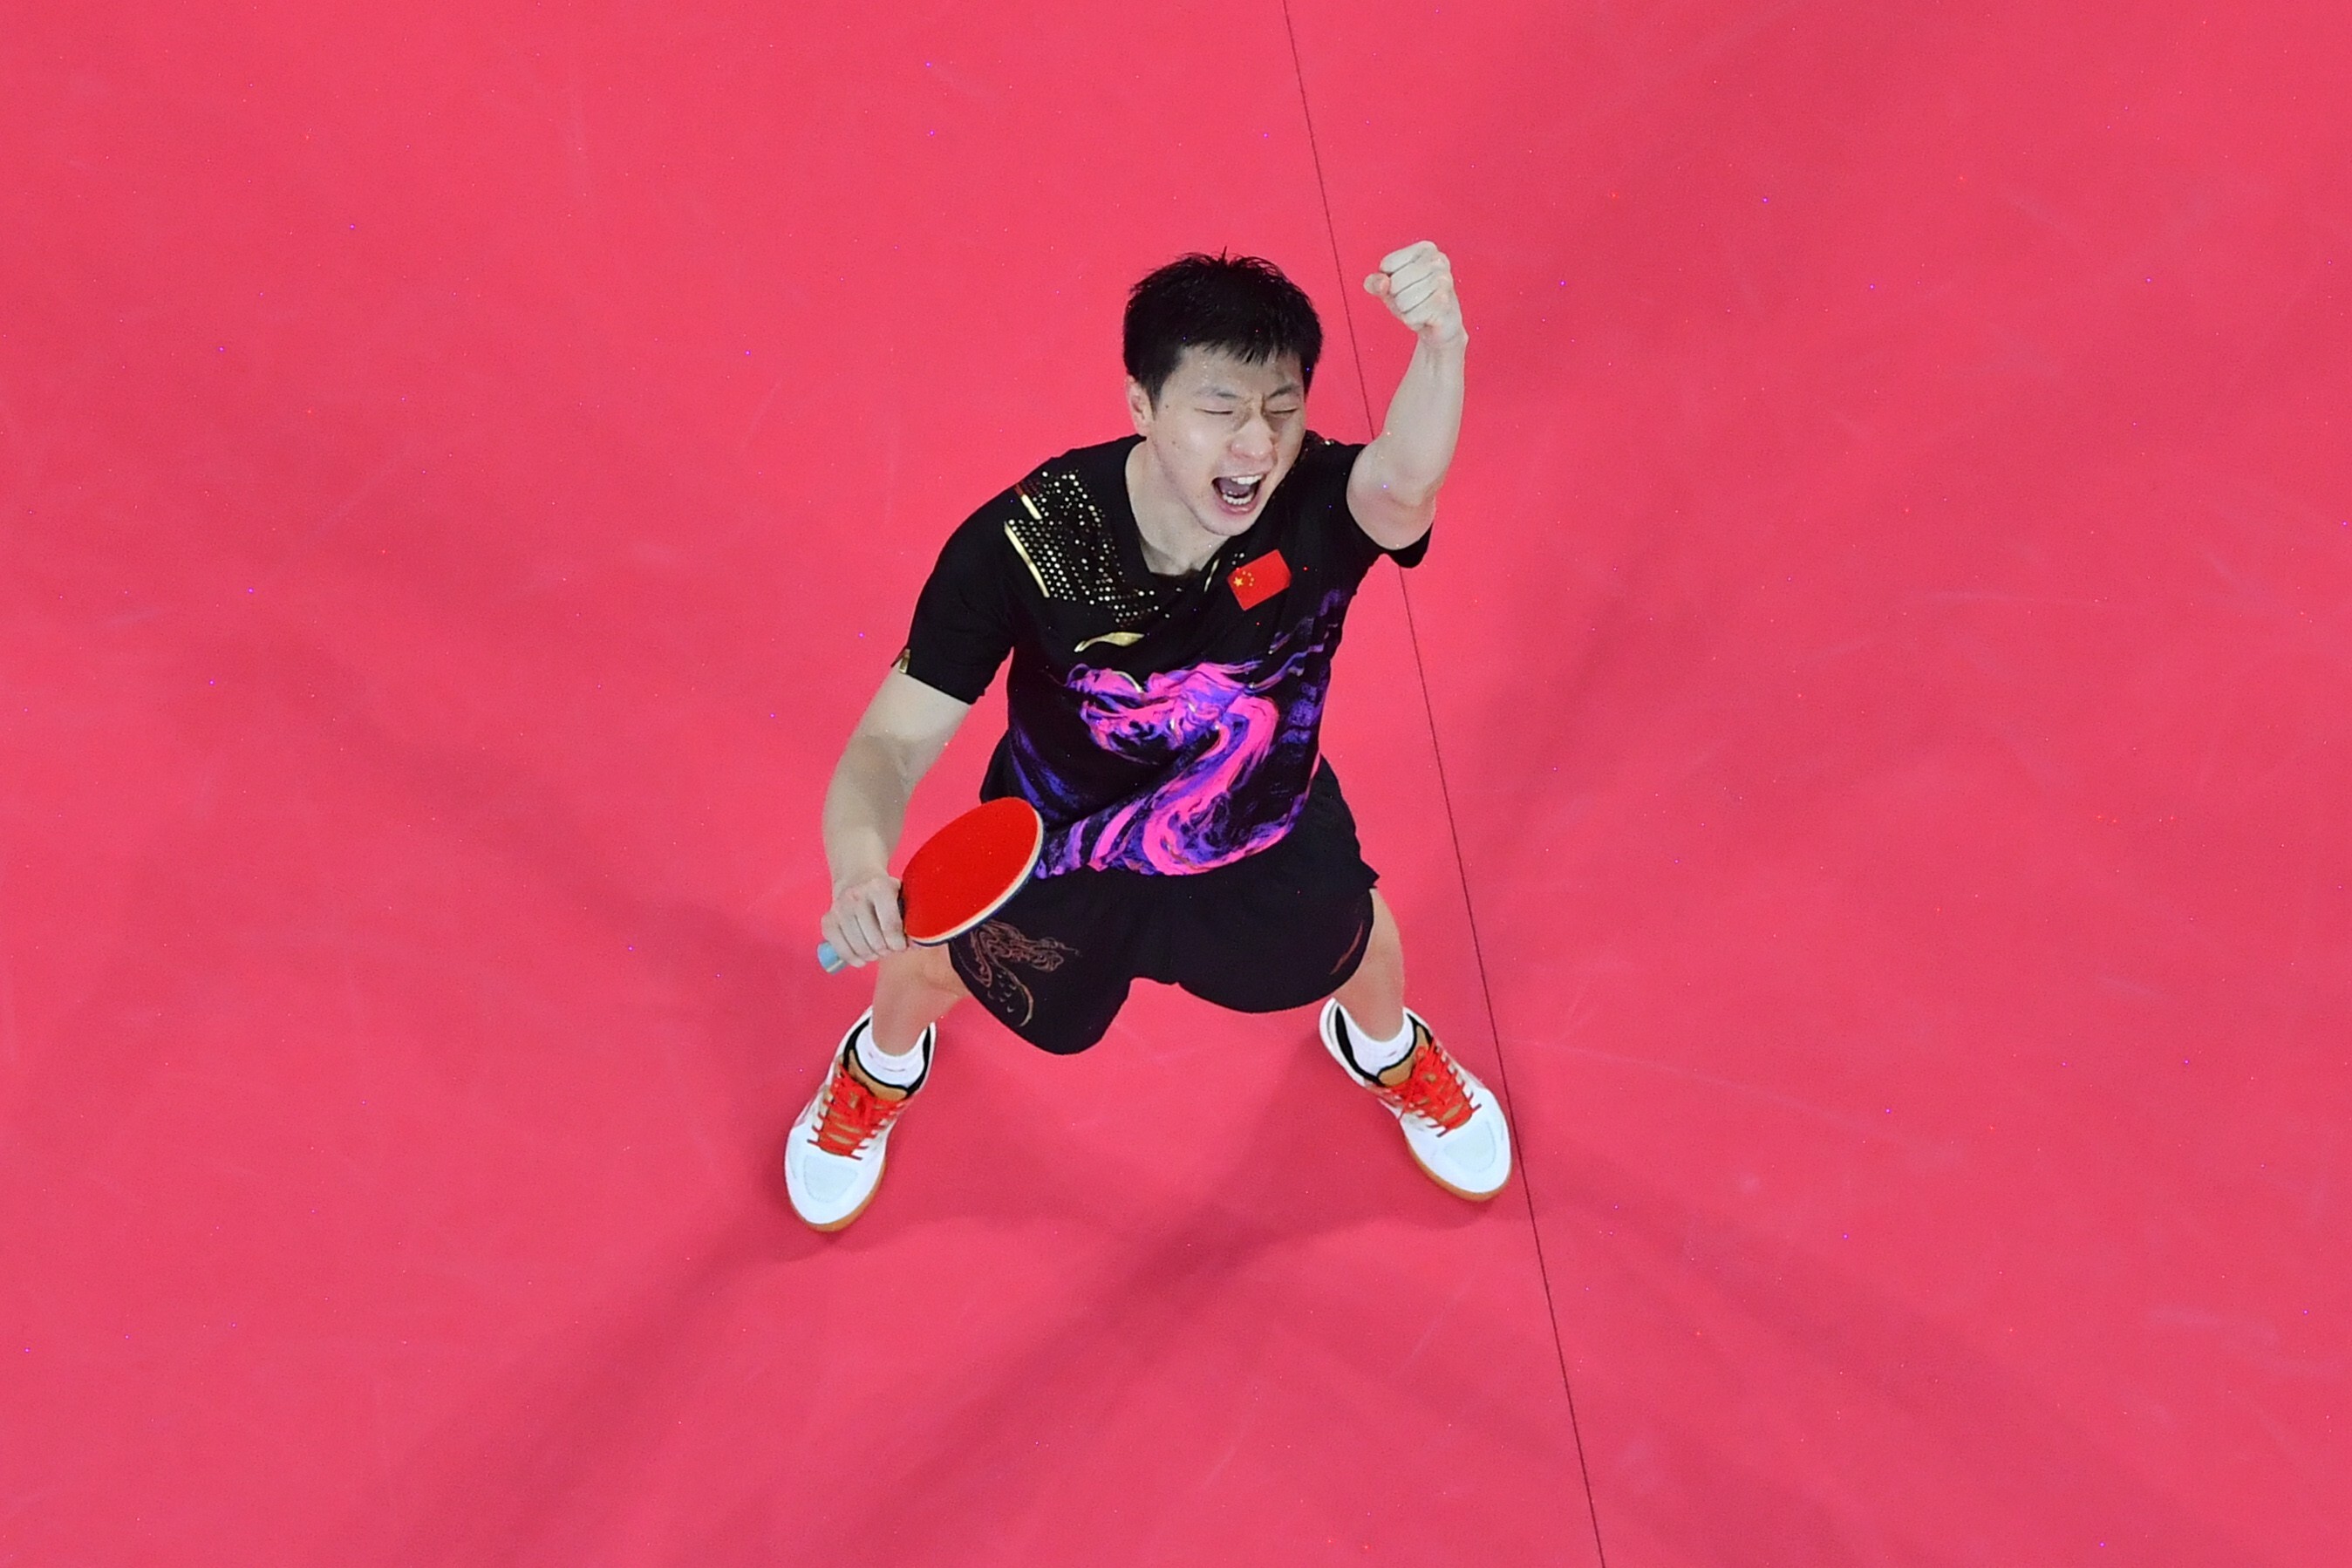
[810,1056,912,1157]
[1371,1027,1475,1132]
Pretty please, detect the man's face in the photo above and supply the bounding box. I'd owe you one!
[1128,348,1308,540]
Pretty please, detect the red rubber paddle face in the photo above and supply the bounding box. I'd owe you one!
[898,797,1044,944]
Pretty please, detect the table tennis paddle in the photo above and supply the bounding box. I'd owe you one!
[816,796,1045,972]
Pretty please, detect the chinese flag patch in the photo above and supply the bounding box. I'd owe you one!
[1228,549,1292,610]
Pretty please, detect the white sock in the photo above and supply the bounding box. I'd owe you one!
[854,1018,930,1089]
[1340,1006,1416,1076]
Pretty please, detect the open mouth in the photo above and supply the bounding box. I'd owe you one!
[1212,474,1267,514]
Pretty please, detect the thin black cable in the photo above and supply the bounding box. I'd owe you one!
[1278,7,1609,1564]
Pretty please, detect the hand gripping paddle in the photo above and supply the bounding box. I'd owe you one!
[816,797,1045,972]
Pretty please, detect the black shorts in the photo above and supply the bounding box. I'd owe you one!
[946,764,1380,1055]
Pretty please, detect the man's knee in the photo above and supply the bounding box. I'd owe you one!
[879,942,968,1000]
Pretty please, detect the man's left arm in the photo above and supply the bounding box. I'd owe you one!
[1346,240,1468,552]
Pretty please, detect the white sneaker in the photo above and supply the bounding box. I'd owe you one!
[785,1011,932,1231]
[1319,1000,1512,1201]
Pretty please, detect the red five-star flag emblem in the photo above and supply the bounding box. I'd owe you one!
[1228,549,1292,610]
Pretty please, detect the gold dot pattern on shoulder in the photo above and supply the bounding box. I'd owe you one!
[1003,468,1159,621]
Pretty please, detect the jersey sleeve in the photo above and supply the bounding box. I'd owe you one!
[898,494,1020,704]
[1299,435,1432,580]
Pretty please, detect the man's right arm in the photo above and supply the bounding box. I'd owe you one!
[819,670,973,966]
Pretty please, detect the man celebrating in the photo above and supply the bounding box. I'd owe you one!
[786,243,1511,1230]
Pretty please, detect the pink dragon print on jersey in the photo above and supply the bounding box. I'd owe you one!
[1028,595,1343,876]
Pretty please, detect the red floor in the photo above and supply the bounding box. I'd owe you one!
[4,3,2346,1564]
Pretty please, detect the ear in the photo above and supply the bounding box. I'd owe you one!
[1126,378,1155,437]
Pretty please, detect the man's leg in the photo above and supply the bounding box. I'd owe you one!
[785,944,967,1231]
[1318,890,1513,1199]
[870,942,969,1057]
[1330,890,1405,1042]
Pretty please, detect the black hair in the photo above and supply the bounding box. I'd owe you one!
[1122,253,1323,404]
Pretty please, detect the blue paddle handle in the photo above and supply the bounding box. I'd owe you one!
[816,940,846,973]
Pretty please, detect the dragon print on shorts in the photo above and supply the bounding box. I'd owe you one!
[958,919,1080,1028]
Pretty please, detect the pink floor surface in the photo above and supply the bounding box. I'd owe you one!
[4,3,2347,1564]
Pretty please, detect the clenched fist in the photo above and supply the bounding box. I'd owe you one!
[1364,242,1465,346]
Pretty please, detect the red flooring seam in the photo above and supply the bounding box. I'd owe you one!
[1278,5,1612,1564]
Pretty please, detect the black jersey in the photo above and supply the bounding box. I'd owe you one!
[899,433,1428,878]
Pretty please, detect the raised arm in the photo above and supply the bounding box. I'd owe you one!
[1346,241,1468,552]
[820,670,972,967]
